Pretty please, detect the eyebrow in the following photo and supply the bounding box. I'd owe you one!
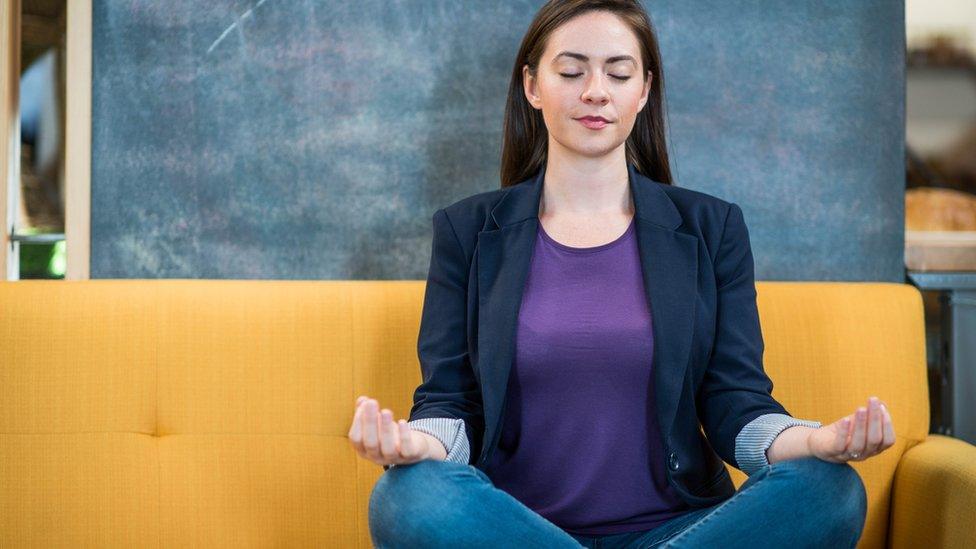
[552,51,637,66]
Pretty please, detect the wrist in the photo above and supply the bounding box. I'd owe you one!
[417,432,448,461]
[766,425,816,465]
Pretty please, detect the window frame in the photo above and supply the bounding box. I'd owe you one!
[1,0,90,280]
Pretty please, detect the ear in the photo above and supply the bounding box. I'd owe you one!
[523,64,541,110]
[638,70,653,111]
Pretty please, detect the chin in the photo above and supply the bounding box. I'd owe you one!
[569,147,619,160]
[570,139,623,158]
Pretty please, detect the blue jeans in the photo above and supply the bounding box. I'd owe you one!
[368,456,867,548]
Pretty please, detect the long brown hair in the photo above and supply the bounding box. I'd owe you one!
[500,0,674,188]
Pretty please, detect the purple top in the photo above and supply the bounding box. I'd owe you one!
[483,216,693,535]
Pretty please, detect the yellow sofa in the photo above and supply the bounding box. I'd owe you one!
[1,279,974,548]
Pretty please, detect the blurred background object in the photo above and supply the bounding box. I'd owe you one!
[904,0,976,444]
[905,184,976,271]
[905,3,976,215]
[905,179,976,274]
[906,187,976,231]
[16,0,66,279]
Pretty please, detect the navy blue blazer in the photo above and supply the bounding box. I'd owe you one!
[408,162,799,507]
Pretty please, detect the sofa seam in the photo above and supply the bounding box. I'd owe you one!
[156,304,162,549]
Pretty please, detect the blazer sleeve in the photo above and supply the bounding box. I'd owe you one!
[403,207,485,464]
[734,413,821,476]
[696,202,817,471]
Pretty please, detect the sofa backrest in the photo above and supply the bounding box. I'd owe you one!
[745,281,929,549]
[0,280,929,547]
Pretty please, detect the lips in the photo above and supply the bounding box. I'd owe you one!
[575,116,611,130]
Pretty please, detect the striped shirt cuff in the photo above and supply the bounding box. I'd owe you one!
[734,413,822,476]
[383,417,469,471]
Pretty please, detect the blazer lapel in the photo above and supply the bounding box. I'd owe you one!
[475,162,699,463]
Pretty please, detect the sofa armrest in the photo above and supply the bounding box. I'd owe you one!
[890,434,976,548]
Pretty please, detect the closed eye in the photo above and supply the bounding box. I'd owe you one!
[560,73,631,81]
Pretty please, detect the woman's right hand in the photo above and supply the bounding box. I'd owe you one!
[348,395,432,467]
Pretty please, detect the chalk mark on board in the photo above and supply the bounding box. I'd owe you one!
[206,0,271,55]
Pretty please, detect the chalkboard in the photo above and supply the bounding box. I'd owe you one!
[91,0,905,281]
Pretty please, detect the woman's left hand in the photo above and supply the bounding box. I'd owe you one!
[807,396,896,463]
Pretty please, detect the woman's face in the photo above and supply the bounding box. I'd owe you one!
[524,11,652,159]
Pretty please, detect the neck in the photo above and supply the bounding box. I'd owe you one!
[540,143,632,219]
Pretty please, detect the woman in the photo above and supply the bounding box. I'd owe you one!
[352,1,894,547]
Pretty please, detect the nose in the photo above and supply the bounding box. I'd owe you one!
[580,73,610,105]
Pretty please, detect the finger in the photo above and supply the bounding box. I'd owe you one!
[881,403,896,449]
[356,395,368,407]
[843,412,855,448]
[348,397,367,452]
[867,397,883,454]
[849,406,868,459]
[833,417,852,454]
[378,409,400,461]
[361,399,381,459]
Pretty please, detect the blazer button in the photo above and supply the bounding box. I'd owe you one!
[668,452,679,471]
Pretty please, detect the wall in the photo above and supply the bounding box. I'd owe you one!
[90,0,905,281]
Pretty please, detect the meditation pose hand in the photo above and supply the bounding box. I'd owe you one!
[806,396,896,463]
[347,395,447,467]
